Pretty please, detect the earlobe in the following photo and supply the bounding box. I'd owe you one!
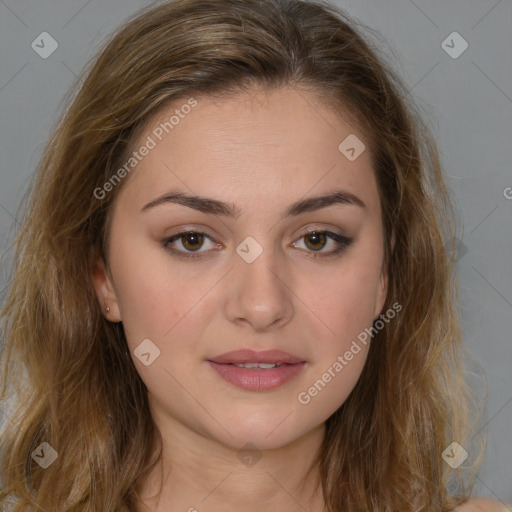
[91,257,122,322]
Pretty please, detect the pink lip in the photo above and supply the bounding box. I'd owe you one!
[208,349,304,365]
[206,361,306,391]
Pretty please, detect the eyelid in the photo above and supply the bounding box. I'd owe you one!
[161,225,353,260]
[291,229,353,256]
[161,229,220,257]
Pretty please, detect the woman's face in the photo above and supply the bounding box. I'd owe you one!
[93,86,387,451]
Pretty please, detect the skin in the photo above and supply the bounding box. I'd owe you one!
[92,86,505,511]
[455,499,510,512]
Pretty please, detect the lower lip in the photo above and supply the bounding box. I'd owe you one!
[206,361,306,391]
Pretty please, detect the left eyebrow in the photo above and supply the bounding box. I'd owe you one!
[140,189,366,219]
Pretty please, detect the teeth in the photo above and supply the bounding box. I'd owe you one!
[234,362,279,369]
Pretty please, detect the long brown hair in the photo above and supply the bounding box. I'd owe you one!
[0,0,484,510]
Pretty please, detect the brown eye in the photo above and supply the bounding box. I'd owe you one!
[303,231,327,251]
[162,229,353,261]
[180,232,204,252]
[162,231,220,260]
[292,230,353,258]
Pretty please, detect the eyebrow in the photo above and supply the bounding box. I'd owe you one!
[140,189,365,219]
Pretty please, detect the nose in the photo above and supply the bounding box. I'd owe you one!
[223,245,295,332]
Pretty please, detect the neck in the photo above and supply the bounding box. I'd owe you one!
[135,414,326,512]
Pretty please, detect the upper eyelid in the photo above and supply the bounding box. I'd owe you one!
[166,225,345,242]
[164,228,349,252]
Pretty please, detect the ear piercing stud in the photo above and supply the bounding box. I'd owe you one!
[105,306,110,313]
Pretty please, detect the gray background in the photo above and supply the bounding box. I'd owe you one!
[0,0,511,505]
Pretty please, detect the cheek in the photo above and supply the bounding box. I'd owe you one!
[303,259,383,339]
[296,253,383,407]
[109,233,206,348]
[296,348,368,421]
[294,264,379,414]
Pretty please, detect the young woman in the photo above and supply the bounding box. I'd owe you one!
[0,0,507,510]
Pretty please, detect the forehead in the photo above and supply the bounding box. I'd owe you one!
[115,86,379,216]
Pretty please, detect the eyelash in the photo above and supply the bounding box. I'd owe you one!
[161,229,353,261]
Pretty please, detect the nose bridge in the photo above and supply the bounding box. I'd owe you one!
[236,235,284,301]
[224,233,294,330]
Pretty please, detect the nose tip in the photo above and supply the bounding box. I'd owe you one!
[224,252,294,332]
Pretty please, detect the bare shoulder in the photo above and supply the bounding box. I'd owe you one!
[453,498,510,512]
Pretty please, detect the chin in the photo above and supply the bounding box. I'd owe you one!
[210,413,315,452]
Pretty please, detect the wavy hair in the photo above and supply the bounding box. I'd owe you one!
[0,0,484,510]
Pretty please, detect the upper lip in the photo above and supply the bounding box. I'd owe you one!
[208,349,305,365]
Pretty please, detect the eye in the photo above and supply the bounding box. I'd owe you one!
[162,230,220,260]
[162,228,353,261]
[291,229,353,258]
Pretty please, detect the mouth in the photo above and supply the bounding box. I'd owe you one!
[208,348,305,365]
[230,362,289,369]
[206,349,306,391]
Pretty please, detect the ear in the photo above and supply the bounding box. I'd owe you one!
[373,262,388,319]
[374,233,393,319]
[92,257,122,322]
